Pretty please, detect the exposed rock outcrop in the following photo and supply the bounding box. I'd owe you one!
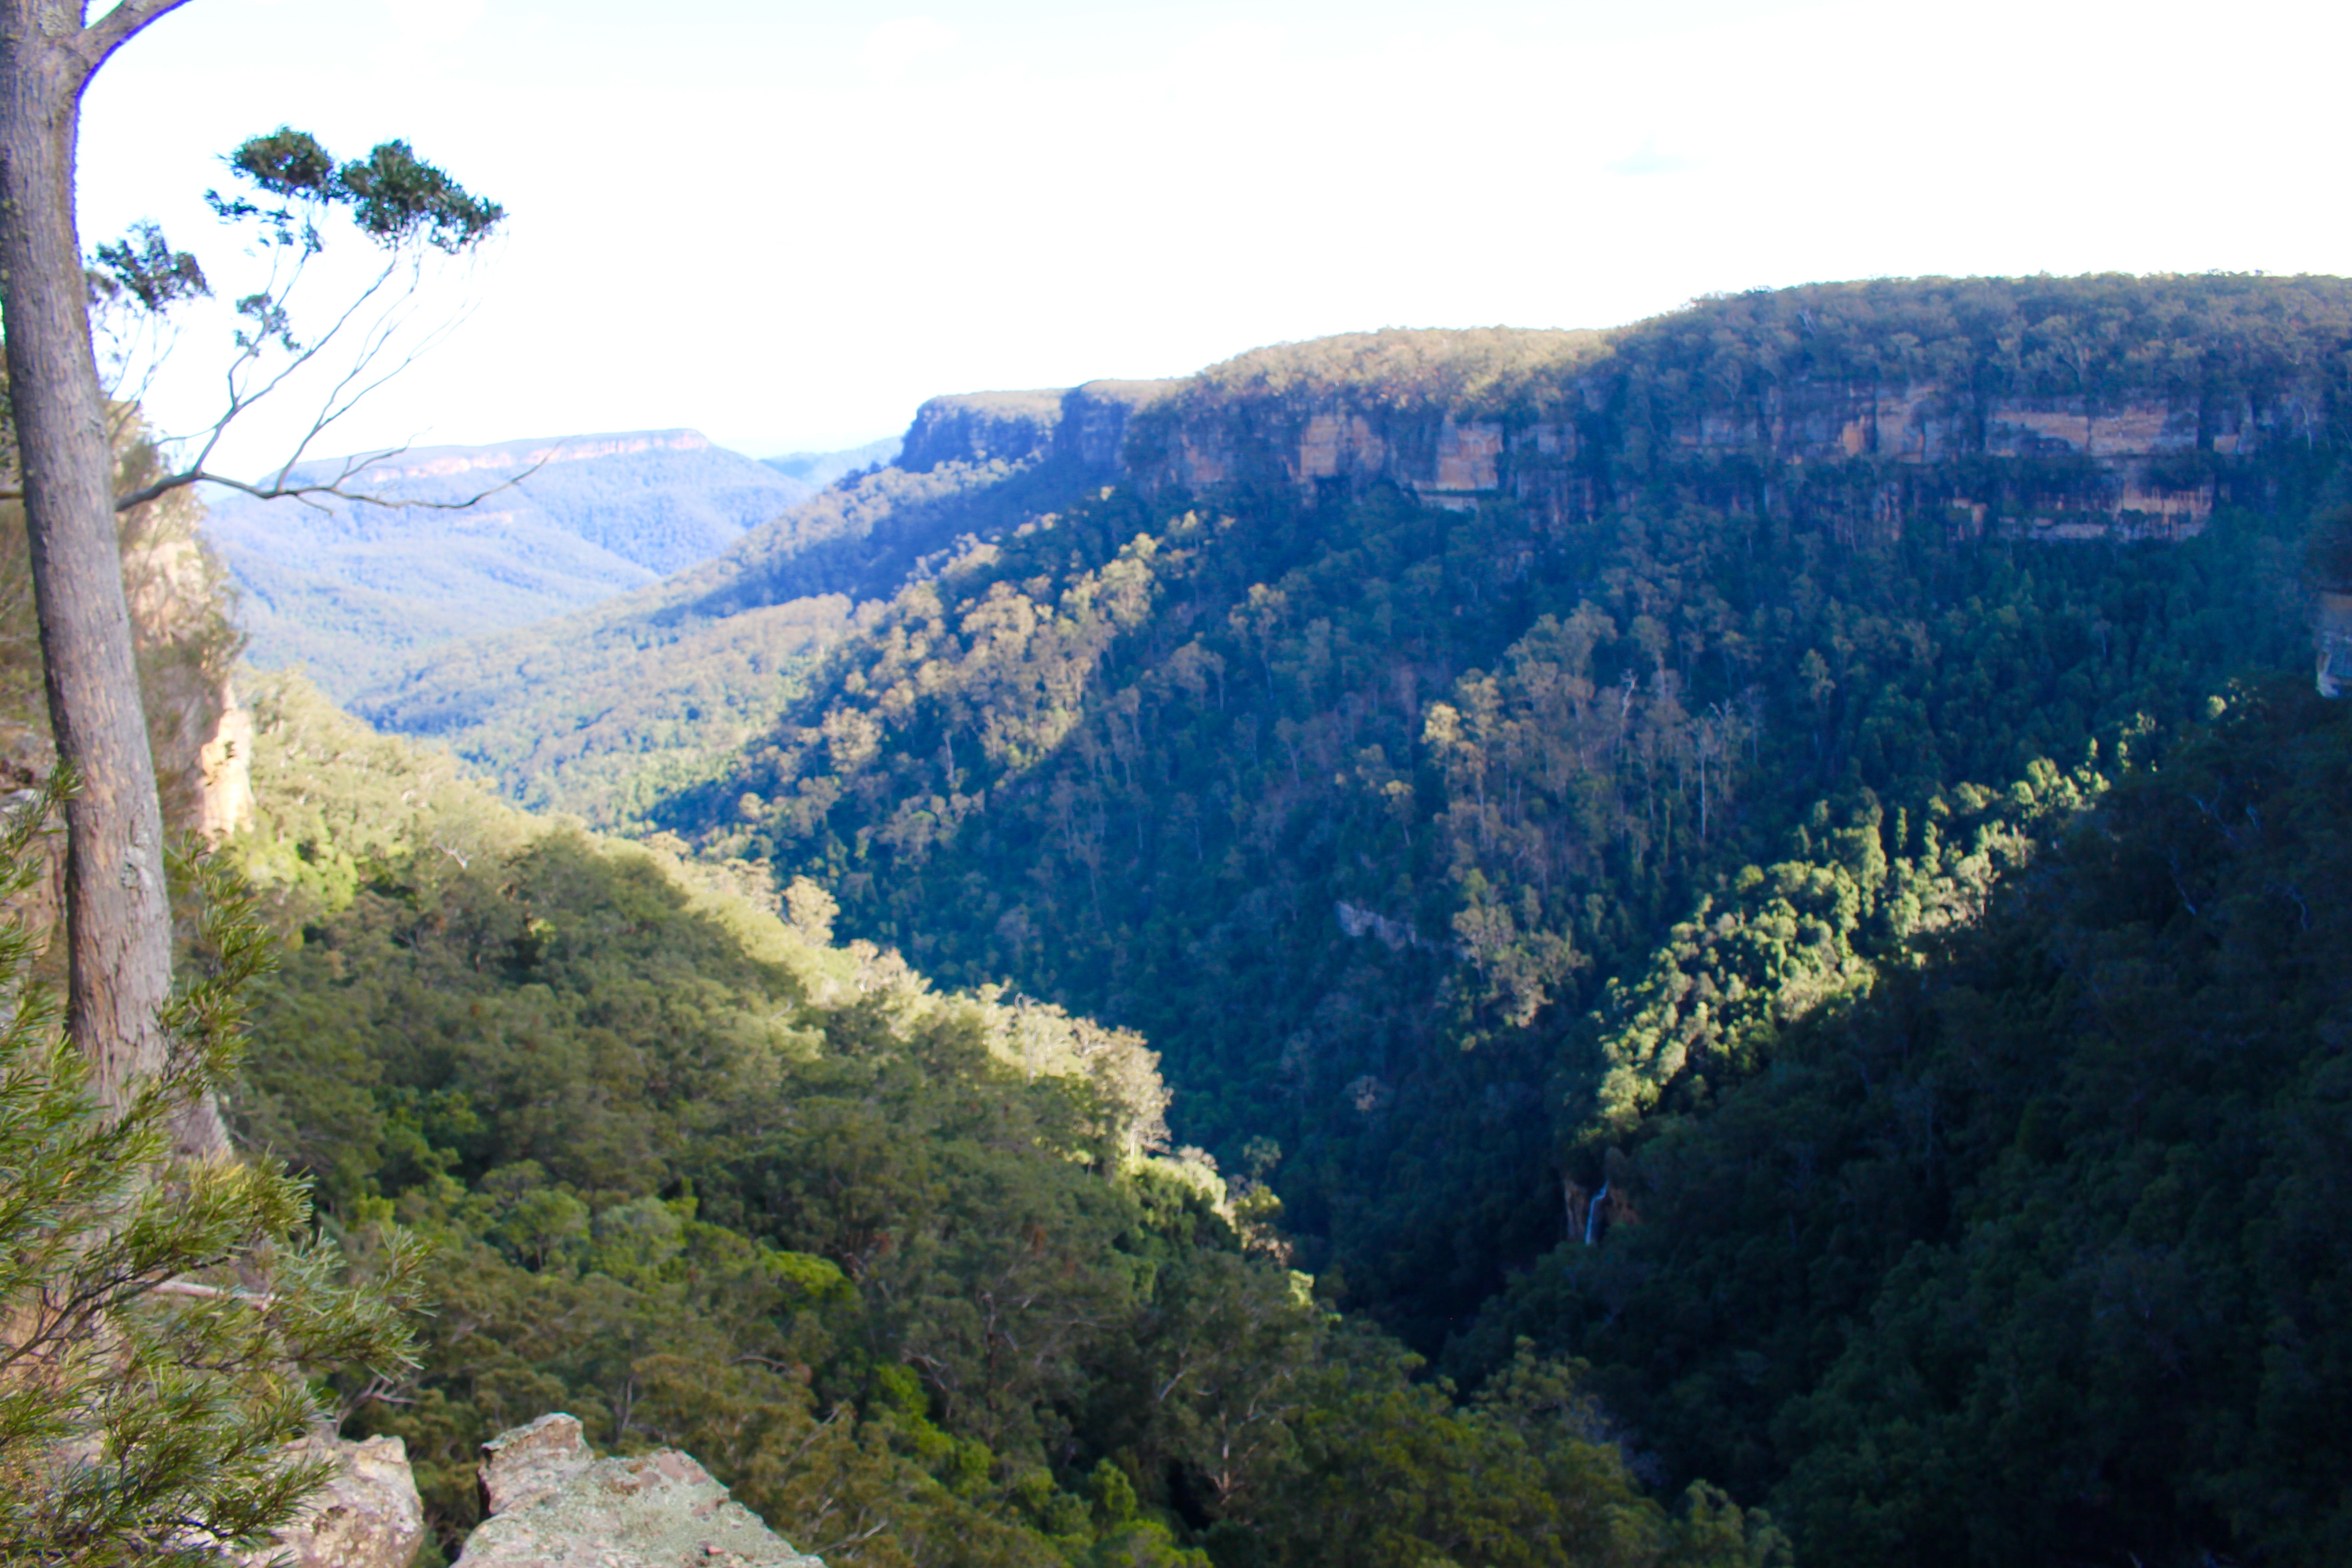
[1129,361,2262,539]
[454,1413,823,1568]
[1054,379,1177,472]
[242,1432,425,1568]
[897,388,1068,471]
[196,683,255,838]
[897,381,1177,476]
[1120,283,2352,542]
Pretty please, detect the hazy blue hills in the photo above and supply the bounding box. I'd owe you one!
[761,434,900,488]
[347,383,1171,826]
[205,429,814,697]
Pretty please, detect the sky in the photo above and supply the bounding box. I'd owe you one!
[74,0,2352,474]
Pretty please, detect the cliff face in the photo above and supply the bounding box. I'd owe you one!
[897,381,1177,475]
[1054,379,1180,470]
[1132,379,2282,539]
[1121,277,2352,542]
[0,480,249,951]
[896,389,1068,471]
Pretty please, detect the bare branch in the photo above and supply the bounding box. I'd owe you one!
[137,238,500,512]
[78,0,199,71]
[171,248,402,485]
[112,448,547,515]
[149,1278,277,1307]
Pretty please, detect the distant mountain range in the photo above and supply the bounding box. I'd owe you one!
[205,430,838,697]
[760,434,901,489]
[347,383,1168,825]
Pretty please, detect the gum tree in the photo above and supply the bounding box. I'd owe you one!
[0,2,499,1153]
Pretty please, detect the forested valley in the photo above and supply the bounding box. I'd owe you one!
[11,273,2352,1567]
[642,275,2352,1564]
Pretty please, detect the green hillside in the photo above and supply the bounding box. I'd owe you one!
[210,431,817,699]
[351,382,1183,829]
[1450,677,2352,1565]
[225,671,1781,1568]
[619,274,2352,1564]
[29,273,2337,1565]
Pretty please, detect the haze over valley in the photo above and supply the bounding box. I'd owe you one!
[207,428,841,696]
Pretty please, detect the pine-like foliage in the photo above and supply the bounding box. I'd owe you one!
[0,783,424,1565]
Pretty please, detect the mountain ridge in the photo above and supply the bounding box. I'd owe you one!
[206,427,817,697]
[345,277,2352,836]
[642,273,2348,1351]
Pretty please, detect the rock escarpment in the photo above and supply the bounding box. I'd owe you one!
[896,388,1068,471]
[1121,277,2352,542]
[1054,379,1179,471]
[895,380,1178,475]
[453,1413,824,1568]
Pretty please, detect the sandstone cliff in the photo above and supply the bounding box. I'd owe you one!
[896,388,1068,471]
[896,380,1177,475]
[1120,278,2352,543]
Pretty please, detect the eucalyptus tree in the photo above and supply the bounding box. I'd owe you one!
[0,0,500,1153]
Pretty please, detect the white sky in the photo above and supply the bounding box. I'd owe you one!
[74,0,2352,473]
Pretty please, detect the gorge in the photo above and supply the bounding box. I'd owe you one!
[12,271,2348,1568]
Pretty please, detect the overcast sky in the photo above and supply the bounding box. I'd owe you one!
[74,0,2352,472]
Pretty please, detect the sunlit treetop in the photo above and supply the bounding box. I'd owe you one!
[206,126,505,256]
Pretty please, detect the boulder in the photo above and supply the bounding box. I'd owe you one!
[244,1432,424,1568]
[455,1413,823,1568]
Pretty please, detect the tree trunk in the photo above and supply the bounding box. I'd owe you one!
[0,1,218,1156]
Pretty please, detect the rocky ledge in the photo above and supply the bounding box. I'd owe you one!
[453,1412,824,1568]
[241,1432,425,1568]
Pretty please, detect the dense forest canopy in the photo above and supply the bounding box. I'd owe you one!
[1453,677,2352,1566]
[12,274,2347,1566]
[223,672,1786,1568]
[661,275,2333,1293]
[585,273,2350,1564]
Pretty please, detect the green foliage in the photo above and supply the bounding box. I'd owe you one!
[515,275,2352,1561]
[89,221,209,313]
[0,786,424,1565]
[1570,756,2104,1148]
[662,392,2318,1348]
[1123,326,1608,459]
[359,455,1091,828]
[2309,502,2352,591]
[228,678,1765,1565]
[1205,1332,1787,1568]
[172,277,2352,1563]
[210,126,503,255]
[1553,272,2352,413]
[1453,680,2352,1565]
[352,591,852,831]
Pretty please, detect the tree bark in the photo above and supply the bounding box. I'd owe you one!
[0,0,217,1155]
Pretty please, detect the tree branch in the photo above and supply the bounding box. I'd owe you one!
[108,449,546,514]
[78,0,198,71]
[149,1278,276,1307]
